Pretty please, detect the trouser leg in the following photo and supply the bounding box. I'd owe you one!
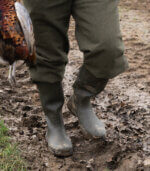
[72,0,128,80]
[23,0,72,83]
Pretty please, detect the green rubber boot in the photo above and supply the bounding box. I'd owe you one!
[37,82,73,157]
[68,67,108,138]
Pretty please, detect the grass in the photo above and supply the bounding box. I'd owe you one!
[0,120,27,171]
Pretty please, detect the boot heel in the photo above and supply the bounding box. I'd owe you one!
[67,96,77,117]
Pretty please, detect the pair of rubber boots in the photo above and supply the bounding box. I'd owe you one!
[37,68,108,157]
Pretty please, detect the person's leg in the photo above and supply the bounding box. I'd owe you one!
[23,0,73,156]
[68,0,128,137]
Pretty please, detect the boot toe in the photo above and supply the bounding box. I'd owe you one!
[47,135,73,157]
[81,124,106,139]
[93,126,106,138]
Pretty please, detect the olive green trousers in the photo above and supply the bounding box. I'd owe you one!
[23,0,128,84]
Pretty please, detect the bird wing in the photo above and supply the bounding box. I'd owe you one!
[14,2,35,56]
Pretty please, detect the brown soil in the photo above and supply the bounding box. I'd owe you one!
[0,0,150,170]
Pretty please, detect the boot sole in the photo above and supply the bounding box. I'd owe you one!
[49,147,73,157]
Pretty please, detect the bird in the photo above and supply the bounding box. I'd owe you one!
[0,0,36,85]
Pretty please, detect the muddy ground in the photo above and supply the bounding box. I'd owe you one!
[0,0,150,170]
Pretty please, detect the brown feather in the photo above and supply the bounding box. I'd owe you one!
[0,0,35,65]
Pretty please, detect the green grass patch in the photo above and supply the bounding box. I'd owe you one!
[0,120,27,171]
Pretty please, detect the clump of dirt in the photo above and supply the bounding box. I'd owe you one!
[0,0,150,170]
